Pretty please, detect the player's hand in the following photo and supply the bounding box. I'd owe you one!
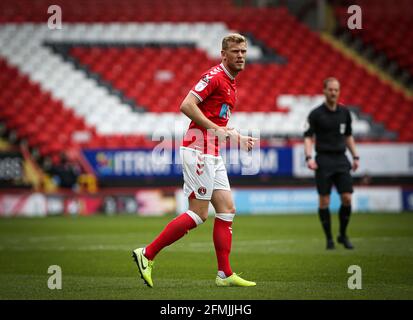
[307,158,318,170]
[214,127,231,142]
[240,135,259,151]
[352,159,359,172]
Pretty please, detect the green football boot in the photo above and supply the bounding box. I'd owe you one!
[215,273,256,287]
[132,248,154,288]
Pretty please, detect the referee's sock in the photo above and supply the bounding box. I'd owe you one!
[339,205,352,238]
[318,208,333,241]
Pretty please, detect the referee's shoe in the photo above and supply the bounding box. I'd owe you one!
[337,235,354,249]
[326,239,335,250]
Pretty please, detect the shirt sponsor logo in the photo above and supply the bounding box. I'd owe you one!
[219,103,231,119]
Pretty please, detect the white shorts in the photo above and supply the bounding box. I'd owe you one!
[180,146,231,200]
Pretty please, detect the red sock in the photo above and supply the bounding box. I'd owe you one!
[213,214,234,277]
[145,211,200,260]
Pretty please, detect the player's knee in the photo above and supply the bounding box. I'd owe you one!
[227,205,236,214]
[196,210,209,222]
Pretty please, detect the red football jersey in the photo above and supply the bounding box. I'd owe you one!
[182,63,237,156]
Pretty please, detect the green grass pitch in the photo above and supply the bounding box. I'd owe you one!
[0,213,412,300]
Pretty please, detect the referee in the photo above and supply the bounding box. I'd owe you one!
[304,77,360,250]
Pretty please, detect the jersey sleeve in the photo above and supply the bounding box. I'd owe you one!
[345,109,352,136]
[189,74,219,102]
[304,111,315,137]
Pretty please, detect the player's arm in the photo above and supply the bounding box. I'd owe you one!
[180,92,218,130]
[345,135,359,171]
[225,128,258,152]
[180,92,228,139]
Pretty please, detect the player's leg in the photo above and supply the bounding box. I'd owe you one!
[132,148,213,287]
[145,148,214,259]
[211,160,255,287]
[336,171,354,249]
[211,189,235,278]
[132,198,208,288]
[144,198,208,261]
[316,169,334,249]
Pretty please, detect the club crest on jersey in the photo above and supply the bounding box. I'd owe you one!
[195,79,208,92]
[198,187,207,196]
[340,123,346,134]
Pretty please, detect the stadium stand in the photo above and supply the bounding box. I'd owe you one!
[0,0,412,168]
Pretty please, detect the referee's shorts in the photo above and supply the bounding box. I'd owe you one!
[315,153,353,195]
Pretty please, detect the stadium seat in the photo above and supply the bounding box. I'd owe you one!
[0,0,412,165]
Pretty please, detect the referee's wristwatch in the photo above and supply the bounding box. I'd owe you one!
[353,156,360,160]
[305,155,312,162]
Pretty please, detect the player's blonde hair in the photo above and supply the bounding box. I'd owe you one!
[222,33,247,50]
